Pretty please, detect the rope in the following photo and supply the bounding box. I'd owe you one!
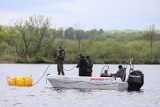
[32,64,51,86]
[64,66,76,71]
[33,65,76,86]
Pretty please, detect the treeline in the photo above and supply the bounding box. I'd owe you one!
[0,15,160,64]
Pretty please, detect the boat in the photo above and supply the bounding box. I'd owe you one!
[47,75,128,90]
[47,58,144,91]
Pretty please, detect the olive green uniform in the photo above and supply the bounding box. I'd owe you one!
[112,68,124,77]
[86,56,93,76]
[56,47,65,75]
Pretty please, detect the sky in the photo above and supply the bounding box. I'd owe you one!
[0,0,160,30]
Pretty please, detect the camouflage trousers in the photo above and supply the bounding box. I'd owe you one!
[57,60,65,75]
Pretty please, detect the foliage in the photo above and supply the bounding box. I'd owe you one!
[0,16,160,64]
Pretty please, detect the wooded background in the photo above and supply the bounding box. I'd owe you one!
[0,15,160,64]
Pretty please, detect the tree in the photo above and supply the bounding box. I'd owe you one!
[65,27,75,40]
[57,27,65,46]
[144,24,155,60]
[0,25,9,55]
[13,19,32,61]
[74,23,83,52]
[12,15,51,62]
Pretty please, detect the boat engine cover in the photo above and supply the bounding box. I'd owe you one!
[128,70,144,91]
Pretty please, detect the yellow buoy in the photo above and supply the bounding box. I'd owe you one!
[24,76,32,86]
[8,77,16,86]
[7,76,33,87]
[16,76,24,86]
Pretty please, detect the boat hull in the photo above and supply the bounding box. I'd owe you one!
[47,75,128,90]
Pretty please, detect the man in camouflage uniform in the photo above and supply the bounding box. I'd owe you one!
[85,56,93,76]
[111,65,124,77]
[76,54,88,76]
[56,46,65,75]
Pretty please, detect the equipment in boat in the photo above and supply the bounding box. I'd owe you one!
[100,65,110,77]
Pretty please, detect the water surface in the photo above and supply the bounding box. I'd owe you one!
[0,64,160,107]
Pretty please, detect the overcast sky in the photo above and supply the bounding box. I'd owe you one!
[0,0,160,30]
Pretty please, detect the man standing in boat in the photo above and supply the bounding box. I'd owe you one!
[86,56,93,76]
[55,46,65,76]
[76,54,88,76]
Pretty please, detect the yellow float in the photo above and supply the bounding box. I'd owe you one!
[8,76,32,87]
[16,76,24,86]
[8,77,16,86]
[24,76,32,86]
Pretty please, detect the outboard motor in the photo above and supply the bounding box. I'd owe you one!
[128,70,144,91]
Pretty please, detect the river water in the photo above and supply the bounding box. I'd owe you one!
[0,64,160,107]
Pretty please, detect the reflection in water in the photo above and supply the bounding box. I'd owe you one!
[53,88,66,93]
[127,89,144,93]
[77,89,93,93]
[49,87,93,94]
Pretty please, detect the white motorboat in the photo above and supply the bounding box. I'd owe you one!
[47,59,144,91]
[47,75,128,90]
